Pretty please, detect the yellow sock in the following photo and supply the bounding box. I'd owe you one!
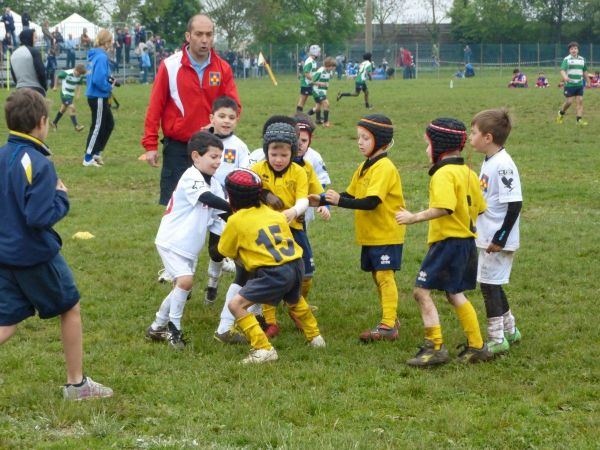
[287,296,320,340]
[301,277,313,301]
[373,270,398,328]
[455,301,484,349]
[425,325,444,350]
[262,304,277,325]
[236,313,272,351]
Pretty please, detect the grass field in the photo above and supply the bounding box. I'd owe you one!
[0,71,599,449]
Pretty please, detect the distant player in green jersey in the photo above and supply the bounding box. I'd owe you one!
[307,57,336,127]
[557,42,591,126]
[336,53,374,109]
[296,44,320,113]
[51,63,87,132]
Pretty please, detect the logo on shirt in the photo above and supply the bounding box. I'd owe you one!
[192,180,206,190]
[224,148,236,163]
[501,176,514,192]
[480,174,489,193]
[209,72,221,86]
[380,254,390,265]
[417,271,428,282]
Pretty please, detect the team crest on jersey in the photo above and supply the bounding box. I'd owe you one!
[209,72,221,86]
[480,174,489,193]
[224,148,236,163]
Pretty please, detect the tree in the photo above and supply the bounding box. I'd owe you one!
[372,0,403,43]
[111,0,143,25]
[203,0,252,50]
[48,0,104,25]
[138,0,201,49]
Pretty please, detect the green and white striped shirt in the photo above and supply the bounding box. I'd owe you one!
[356,60,374,84]
[561,55,587,88]
[301,56,318,88]
[58,69,86,100]
[312,66,333,97]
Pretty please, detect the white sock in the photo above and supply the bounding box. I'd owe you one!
[168,286,190,330]
[207,259,223,288]
[152,290,174,328]
[216,283,241,334]
[248,303,262,315]
[487,316,504,343]
[503,309,516,335]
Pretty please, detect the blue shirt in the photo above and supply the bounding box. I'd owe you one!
[186,47,211,86]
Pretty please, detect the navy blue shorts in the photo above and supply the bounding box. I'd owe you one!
[355,82,368,93]
[564,86,584,97]
[291,228,314,277]
[61,96,74,106]
[313,95,327,103]
[415,238,477,294]
[0,254,80,326]
[160,138,192,206]
[239,258,304,306]
[300,86,313,96]
[361,244,403,272]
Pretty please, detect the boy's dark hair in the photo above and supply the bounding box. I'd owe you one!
[568,41,578,50]
[187,130,224,157]
[471,108,512,147]
[363,52,372,61]
[211,95,239,114]
[5,89,49,134]
[19,28,35,46]
[225,168,262,211]
[75,63,86,74]
[513,68,520,74]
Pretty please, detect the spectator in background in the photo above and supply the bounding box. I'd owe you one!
[42,20,54,50]
[53,28,65,50]
[123,27,132,64]
[508,68,528,88]
[46,37,59,91]
[465,62,475,78]
[115,27,123,71]
[22,12,32,30]
[243,54,250,78]
[432,43,440,67]
[400,47,414,79]
[2,33,14,56]
[536,72,549,88]
[80,28,92,50]
[2,7,17,47]
[64,34,77,69]
[141,46,151,84]
[464,44,472,64]
[336,54,344,80]
[10,29,47,96]
[134,23,145,47]
[154,34,164,59]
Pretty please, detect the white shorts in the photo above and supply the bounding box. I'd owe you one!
[156,245,197,279]
[477,249,515,285]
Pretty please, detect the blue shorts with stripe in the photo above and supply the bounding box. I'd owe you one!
[291,228,314,277]
[360,244,403,272]
[415,237,477,294]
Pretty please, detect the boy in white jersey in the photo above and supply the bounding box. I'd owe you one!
[557,42,590,126]
[51,63,86,132]
[146,131,231,350]
[336,53,374,109]
[204,96,250,305]
[470,108,523,354]
[307,57,337,127]
[296,44,320,114]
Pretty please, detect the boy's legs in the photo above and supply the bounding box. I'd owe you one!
[52,103,68,127]
[230,294,277,363]
[446,292,484,350]
[296,93,308,112]
[322,99,330,126]
[0,325,17,344]
[362,86,371,108]
[60,302,83,384]
[205,232,224,305]
[215,265,249,344]
[286,296,320,341]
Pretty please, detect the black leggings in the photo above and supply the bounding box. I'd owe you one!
[85,97,114,158]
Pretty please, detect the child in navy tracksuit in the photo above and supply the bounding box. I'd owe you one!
[0,89,112,400]
[84,29,116,167]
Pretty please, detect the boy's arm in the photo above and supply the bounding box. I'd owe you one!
[395,207,448,225]
[487,201,522,252]
[24,163,70,228]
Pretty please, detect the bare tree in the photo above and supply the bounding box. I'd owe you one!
[203,0,252,50]
[373,0,404,42]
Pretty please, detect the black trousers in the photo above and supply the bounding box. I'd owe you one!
[85,97,114,158]
[159,137,192,205]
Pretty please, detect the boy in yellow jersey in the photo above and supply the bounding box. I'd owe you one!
[251,116,322,338]
[309,114,406,343]
[396,117,493,367]
[219,168,325,364]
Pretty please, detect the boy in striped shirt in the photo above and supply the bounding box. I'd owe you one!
[51,63,87,132]
[307,57,337,127]
[557,42,590,126]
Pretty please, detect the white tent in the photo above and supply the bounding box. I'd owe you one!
[51,13,100,43]
[0,10,43,44]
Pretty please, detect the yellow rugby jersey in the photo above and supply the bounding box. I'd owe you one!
[346,156,406,245]
[251,160,309,230]
[302,160,325,196]
[218,204,303,271]
[427,162,486,244]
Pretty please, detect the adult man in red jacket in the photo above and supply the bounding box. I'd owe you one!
[141,14,241,205]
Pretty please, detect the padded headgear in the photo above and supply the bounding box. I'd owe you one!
[225,169,263,211]
[295,114,315,148]
[309,44,321,57]
[357,114,394,155]
[263,121,298,157]
[425,118,467,163]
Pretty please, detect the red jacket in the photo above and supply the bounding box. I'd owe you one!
[141,45,240,151]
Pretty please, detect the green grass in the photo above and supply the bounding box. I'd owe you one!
[1,71,599,449]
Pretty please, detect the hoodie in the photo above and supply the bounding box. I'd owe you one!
[86,47,113,98]
[10,29,46,92]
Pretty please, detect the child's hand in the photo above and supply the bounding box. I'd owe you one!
[308,194,322,207]
[486,243,503,253]
[317,206,330,221]
[324,189,340,205]
[282,208,297,223]
[395,208,415,225]
[56,179,67,192]
[265,192,284,210]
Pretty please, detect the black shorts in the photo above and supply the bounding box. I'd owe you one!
[415,238,477,294]
[355,82,368,93]
[291,228,314,277]
[564,86,584,97]
[239,259,304,306]
[61,96,74,106]
[160,138,192,205]
[0,254,80,326]
[360,244,402,272]
[300,86,313,96]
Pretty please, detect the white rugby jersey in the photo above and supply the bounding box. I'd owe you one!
[155,166,226,259]
[214,133,250,187]
[476,148,522,251]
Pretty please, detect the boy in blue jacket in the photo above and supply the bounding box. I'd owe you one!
[0,89,113,401]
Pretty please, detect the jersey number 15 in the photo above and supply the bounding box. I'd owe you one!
[256,225,296,262]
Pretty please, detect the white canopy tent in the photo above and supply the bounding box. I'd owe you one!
[51,13,100,43]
